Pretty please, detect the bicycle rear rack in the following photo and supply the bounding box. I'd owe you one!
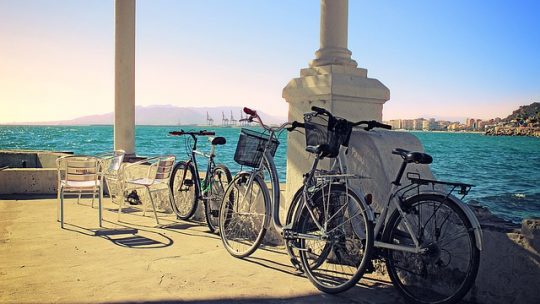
[400,172,474,200]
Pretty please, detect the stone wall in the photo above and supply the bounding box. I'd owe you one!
[0,150,70,169]
[0,151,71,194]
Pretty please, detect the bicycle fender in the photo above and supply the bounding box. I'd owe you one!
[346,185,375,223]
[327,183,374,239]
[419,190,483,251]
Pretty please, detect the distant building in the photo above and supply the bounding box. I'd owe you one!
[388,119,402,130]
[422,120,430,131]
[402,119,414,130]
[413,118,425,130]
[437,120,451,130]
[466,118,476,129]
[478,120,489,130]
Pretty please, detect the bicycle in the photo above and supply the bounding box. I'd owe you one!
[289,107,483,303]
[219,107,383,293]
[367,147,482,304]
[169,130,232,233]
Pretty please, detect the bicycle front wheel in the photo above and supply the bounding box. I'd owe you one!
[205,164,232,233]
[219,172,269,258]
[383,193,480,304]
[298,184,373,294]
[284,186,305,271]
[170,161,198,220]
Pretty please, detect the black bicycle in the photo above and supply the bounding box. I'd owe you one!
[169,130,232,233]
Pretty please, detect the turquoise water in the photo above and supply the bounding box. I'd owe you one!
[1,125,539,223]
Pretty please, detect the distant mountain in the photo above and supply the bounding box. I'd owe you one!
[13,105,287,126]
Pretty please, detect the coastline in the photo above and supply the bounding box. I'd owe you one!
[485,126,540,138]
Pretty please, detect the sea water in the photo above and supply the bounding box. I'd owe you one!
[1,125,539,223]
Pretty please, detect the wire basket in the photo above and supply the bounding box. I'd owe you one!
[234,128,279,168]
[303,113,352,158]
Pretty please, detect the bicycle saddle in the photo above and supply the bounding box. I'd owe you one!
[211,137,226,145]
[393,148,433,164]
[407,152,432,164]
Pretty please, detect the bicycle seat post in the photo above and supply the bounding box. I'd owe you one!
[393,159,408,186]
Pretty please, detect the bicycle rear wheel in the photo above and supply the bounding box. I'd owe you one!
[219,172,269,258]
[383,193,480,304]
[205,164,232,233]
[170,161,198,220]
[298,184,373,293]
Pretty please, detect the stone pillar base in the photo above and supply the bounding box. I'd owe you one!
[282,64,390,202]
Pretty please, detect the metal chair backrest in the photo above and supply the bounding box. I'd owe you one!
[154,156,175,181]
[101,150,125,176]
[65,156,99,183]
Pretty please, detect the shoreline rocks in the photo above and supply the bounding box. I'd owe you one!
[485,126,540,137]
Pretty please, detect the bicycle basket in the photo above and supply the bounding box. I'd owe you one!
[234,128,279,168]
[303,113,352,158]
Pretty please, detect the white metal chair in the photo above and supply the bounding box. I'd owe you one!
[56,155,102,228]
[120,155,176,225]
[98,150,126,204]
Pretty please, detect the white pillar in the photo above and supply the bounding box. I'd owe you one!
[311,0,357,67]
[282,0,390,202]
[114,0,136,156]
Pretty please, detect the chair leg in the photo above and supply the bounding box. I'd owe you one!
[91,186,96,208]
[56,188,61,222]
[142,192,147,216]
[98,187,103,227]
[147,188,160,225]
[60,189,65,228]
[117,191,124,222]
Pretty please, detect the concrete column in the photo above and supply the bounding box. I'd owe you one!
[282,0,390,203]
[311,0,357,68]
[114,0,136,156]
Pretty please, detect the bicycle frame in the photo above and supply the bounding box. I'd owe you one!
[186,134,219,199]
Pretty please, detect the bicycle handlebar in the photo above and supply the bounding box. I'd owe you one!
[309,106,392,131]
[169,130,215,136]
[311,106,331,116]
[352,120,392,131]
[286,121,305,132]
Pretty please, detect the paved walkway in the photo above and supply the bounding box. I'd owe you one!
[0,195,405,304]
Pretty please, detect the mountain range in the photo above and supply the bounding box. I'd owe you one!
[9,105,287,126]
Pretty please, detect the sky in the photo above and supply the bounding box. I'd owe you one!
[0,0,539,124]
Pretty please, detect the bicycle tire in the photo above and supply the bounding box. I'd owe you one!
[219,172,269,258]
[383,193,480,304]
[298,184,374,293]
[205,164,232,233]
[170,161,199,220]
[284,186,304,270]
[284,186,332,272]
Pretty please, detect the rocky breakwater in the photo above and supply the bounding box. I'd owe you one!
[485,102,540,137]
[485,126,540,137]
